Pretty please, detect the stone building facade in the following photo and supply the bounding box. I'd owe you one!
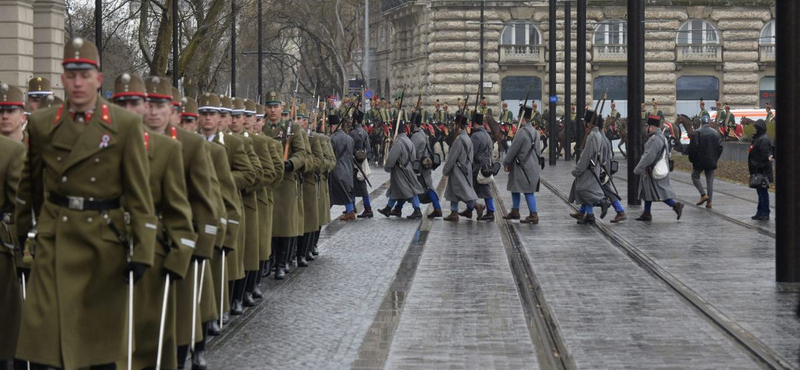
[0,0,65,96]
[371,0,775,121]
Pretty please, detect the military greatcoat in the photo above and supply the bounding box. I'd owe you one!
[250,133,280,261]
[303,132,324,234]
[0,136,24,361]
[502,123,542,194]
[571,127,606,206]
[443,130,478,203]
[214,131,253,281]
[329,129,354,205]
[349,124,371,197]
[384,133,425,200]
[263,119,307,237]
[130,132,196,370]
[236,132,262,272]
[318,135,336,227]
[470,126,494,199]
[15,98,158,369]
[410,127,435,191]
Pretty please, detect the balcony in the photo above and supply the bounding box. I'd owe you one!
[592,44,627,63]
[760,45,775,63]
[499,44,545,64]
[676,44,722,63]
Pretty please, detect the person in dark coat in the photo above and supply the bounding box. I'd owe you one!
[409,114,443,219]
[329,115,356,218]
[470,119,496,221]
[349,110,372,218]
[687,115,723,209]
[632,115,684,221]
[748,119,773,221]
[378,120,425,219]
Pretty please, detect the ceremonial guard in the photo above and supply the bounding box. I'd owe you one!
[26,77,54,113]
[502,104,542,224]
[230,97,266,309]
[721,103,736,140]
[126,75,197,370]
[442,111,478,222]
[470,114,496,221]
[243,99,281,297]
[197,93,242,340]
[314,123,336,257]
[349,106,372,219]
[15,38,158,369]
[328,113,356,216]
[298,107,323,266]
[633,115,684,221]
[569,110,610,225]
[262,92,306,280]
[698,99,711,120]
[765,102,774,125]
[478,96,492,117]
[0,85,26,369]
[410,109,443,219]
[378,119,424,219]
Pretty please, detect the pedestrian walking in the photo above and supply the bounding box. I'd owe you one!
[633,115,684,221]
[687,115,723,209]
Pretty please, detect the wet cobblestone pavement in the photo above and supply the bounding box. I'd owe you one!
[205,161,800,370]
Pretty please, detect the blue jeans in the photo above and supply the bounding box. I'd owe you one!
[485,198,495,212]
[450,200,476,212]
[362,196,371,208]
[427,190,442,210]
[756,188,770,216]
[345,203,354,213]
[511,193,537,213]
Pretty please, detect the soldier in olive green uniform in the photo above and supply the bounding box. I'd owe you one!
[698,99,711,120]
[15,38,158,370]
[297,108,323,266]
[26,76,54,113]
[243,99,282,296]
[312,127,336,257]
[0,85,26,368]
[262,92,306,279]
[230,97,269,308]
[176,96,221,368]
[113,75,196,370]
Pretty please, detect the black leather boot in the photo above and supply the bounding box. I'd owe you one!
[208,320,221,336]
[275,238,287,280]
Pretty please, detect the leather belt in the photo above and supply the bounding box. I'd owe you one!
[48,193,121,211]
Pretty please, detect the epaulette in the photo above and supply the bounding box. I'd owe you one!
[144,131,150,151]
[170,126,178,140]
[100,104,111,125]
[53,104,64,125]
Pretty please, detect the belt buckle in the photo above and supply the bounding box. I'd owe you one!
[68,196,85,210]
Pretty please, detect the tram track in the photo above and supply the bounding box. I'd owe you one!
[491,182,575,370]
[539,177,795,370]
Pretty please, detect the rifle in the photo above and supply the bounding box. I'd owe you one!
[392,90,406,140]
[291,75,300,121]
[283,121,294,161]
[517,84,532,131]
[321,100,328,134]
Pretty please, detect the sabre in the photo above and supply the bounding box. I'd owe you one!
[518,84,533,131]
[219,251,226,330]
[155,276,171,370]
[197,260,206,303]
[392,90,406,141]
[291,74,300,121]
[190,260,199,355]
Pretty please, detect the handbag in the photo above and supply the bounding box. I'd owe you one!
[356,161,371,181]
[652,137,670,180]
[749,173,769,189]
[477,169,494,185]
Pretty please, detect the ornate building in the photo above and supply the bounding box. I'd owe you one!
[371,0,775,121]
[0,0,65,96]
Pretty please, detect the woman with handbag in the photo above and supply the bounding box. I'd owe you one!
[632,115,684,221]
[748,119,773,221]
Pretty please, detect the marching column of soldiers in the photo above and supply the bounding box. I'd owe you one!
[0,37,690,370]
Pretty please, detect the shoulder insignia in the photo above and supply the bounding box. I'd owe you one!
[144,131,150,151]
[170,126,178,140]
[53,104,64,125]
[101,104,111,124]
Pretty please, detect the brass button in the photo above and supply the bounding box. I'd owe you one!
[87,217,93,223]
[89,197,94,201]
[61,216,68,222]
[56,156,62,161]
[95,158,100,163]
[90,177,96,183]
[61,176,67,183]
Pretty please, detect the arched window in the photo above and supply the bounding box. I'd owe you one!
[501,23,542,46]
[594,20,627,45]
[677,19,719,45]
[760,20,775,45]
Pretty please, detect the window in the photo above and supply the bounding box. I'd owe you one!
[760,20,775,45]
[501,23,542,46]
[592,76,627,101]
[677,20,719,45]
[676,76,719,100]
[594,21,627,45]
[501,76,542,100]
